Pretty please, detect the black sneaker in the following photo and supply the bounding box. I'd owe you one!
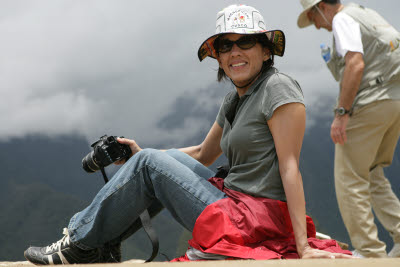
[24,228,103,265]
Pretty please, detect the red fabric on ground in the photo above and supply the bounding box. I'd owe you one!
[172,177,351,261]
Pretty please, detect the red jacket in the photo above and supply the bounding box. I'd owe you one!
[173,177,351,261]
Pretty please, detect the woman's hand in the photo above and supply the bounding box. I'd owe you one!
[114,137,142,165]
[300,246,353,259]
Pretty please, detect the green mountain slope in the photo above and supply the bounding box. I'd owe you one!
[1,95,399,261]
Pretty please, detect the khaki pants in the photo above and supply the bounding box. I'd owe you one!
[335,99,400,258]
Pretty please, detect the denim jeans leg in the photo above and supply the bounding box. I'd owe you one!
[68,148,225,249]
[118,149,216,242]
[165,149,216,179]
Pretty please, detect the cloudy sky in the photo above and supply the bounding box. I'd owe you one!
[1,0,399,145]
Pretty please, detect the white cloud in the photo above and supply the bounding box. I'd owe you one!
[0,0,398,145]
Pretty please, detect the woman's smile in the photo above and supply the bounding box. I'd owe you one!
[230,61,248,69]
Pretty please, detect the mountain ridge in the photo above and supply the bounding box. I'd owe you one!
[1,93,399,261]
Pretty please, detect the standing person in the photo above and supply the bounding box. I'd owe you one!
[297,0,400,258]
[24,4,352,264]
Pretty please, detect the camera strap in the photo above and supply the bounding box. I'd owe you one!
[139,209,159,262]
[100,168,109,184]
[100,167,159,262]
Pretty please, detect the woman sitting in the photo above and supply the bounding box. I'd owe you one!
[24,4,352,264]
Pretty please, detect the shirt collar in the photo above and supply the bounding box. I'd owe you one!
[242,67,278,97]
[225,67,278,103]
[223,67,278,125]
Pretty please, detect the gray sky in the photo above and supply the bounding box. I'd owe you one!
[1,0,399,145]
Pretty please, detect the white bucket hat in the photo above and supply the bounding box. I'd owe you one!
[198,4,285,61]
[297,0,322,28]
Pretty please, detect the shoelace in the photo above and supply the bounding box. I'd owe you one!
[46,228,70,253]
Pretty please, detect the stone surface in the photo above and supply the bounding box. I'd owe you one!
[1,259,400,267]
[0,262,33,267]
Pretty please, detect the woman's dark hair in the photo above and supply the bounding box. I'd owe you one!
[322,0,340,4]
[214,34,275,82]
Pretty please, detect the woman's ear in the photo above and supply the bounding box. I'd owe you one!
[263,48,271,61]
[217,56,223,69]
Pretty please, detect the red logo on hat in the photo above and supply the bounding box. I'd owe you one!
[229,11,249,28]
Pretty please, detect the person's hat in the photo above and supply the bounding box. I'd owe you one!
[297,0,322,28]
[198,4,285,62]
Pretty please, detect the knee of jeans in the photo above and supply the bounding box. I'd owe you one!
[133,148,164,166]
[120,148,154,173]
[138,148,160,157]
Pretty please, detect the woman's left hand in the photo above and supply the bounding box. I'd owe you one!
[300,246,353,259]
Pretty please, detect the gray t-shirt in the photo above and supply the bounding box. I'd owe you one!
[216,67,305,201]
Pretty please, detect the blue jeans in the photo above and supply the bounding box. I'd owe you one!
[68,149,226,249]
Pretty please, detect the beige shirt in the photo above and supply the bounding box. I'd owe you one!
[327,3,400,110]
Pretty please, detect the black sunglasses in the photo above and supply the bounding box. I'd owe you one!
[215,35,259,53]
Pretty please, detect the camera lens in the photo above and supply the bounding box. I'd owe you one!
[82,151,100,173]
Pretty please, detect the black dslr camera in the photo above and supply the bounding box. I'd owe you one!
[82,135,132,173]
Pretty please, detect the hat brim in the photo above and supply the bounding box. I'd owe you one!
[297,8,314,28]
[297,0,322,28]
[198,30,286,62]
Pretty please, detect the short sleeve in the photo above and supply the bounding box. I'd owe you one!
[333,12,363,57]
[261,73,305,120]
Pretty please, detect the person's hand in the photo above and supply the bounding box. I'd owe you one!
[114,137,142,165]
[300,246,353,259]
[330,114,349,145]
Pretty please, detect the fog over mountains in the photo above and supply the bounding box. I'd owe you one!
[1,83,399,261]
[2,0,398,144]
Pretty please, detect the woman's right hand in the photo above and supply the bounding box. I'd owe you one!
[299,245,353,259]
[114,137,142,165]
